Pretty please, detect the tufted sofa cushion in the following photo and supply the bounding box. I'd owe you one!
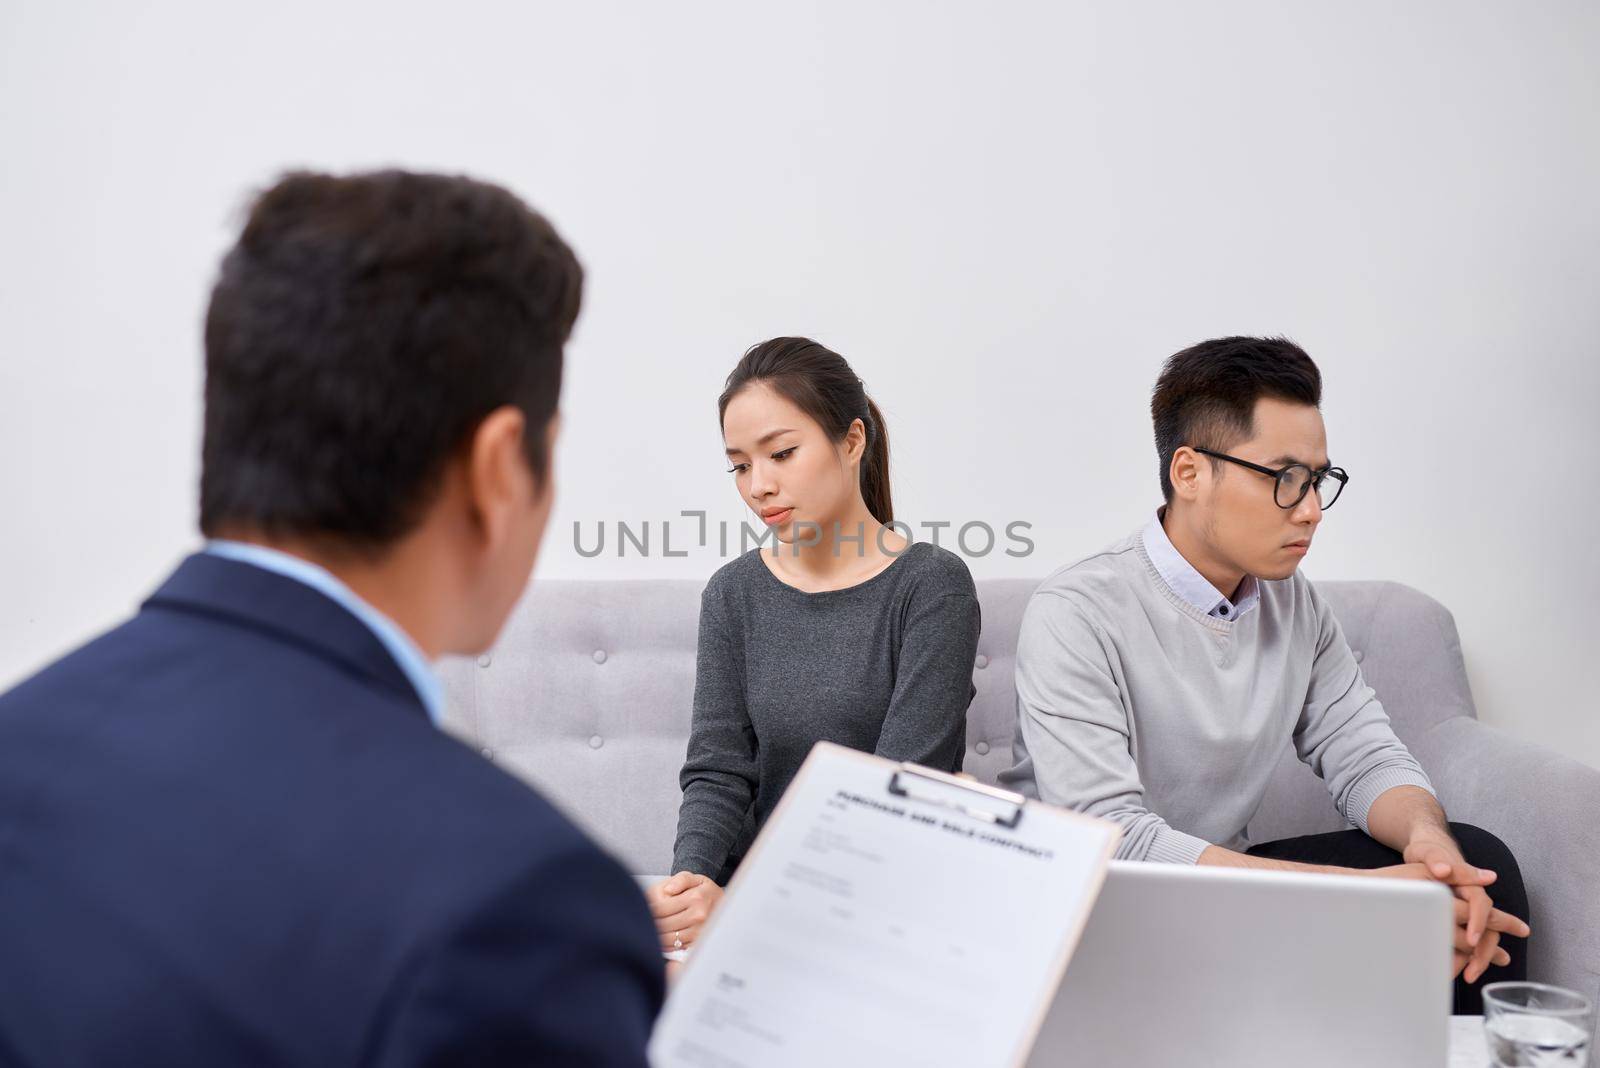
[441,578,1455,874]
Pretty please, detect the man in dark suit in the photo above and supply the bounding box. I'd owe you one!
[0,171,664,1065]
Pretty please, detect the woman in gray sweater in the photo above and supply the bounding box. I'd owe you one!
[646,337,981,954]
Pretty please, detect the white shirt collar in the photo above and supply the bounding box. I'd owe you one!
[1141,512,1260,622]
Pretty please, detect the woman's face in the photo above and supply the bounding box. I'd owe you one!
[722,382,864,545]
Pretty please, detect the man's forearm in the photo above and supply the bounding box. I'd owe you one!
[1365,784,1452,854]
[1197,844,1350,876]
[1196,786,1451,875]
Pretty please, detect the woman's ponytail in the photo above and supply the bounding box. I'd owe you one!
[860,396,892,524]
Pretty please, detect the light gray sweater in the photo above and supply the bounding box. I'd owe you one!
[1000,525,1434,863]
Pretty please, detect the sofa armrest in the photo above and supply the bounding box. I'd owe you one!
[1411,716,1600,1029]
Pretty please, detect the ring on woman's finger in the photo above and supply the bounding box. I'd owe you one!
[674,931,684,950]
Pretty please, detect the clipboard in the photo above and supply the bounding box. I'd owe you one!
[648,741,1122,1068]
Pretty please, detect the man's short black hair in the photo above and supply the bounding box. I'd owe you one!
[1150,336,1322,502]
[200,169,581,551]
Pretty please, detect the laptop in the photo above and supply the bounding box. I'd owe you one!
[1026,860,1455,1067]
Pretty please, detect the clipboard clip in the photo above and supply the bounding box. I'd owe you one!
[886,763,1026,830]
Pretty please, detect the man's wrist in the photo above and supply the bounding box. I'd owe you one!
[1403,825,1463,865]
[1406,824,1458,850]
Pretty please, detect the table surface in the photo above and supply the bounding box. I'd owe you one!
[1450,1016,1490,1068]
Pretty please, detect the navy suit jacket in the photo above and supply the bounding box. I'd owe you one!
[0,553,664,1066]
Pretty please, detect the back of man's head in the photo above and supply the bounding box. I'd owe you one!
[200,169,581,552]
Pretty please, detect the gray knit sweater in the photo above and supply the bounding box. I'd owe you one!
[1000,526,1435,863]
[672,542,981,882]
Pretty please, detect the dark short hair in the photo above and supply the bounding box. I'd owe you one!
[200,169,581,550]
[1150,336,1322,502]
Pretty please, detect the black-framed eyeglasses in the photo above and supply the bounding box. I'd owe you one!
[1193,448,1348,511]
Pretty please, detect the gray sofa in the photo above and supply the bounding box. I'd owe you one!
[439,578,1600,1015]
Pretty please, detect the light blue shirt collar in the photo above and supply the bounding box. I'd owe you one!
[203,540,446,727]
[1141,512,1260,622]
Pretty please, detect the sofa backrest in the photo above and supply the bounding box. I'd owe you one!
[440,578,1475,875]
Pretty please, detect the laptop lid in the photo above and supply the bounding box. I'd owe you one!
[1027,860,1454,1067]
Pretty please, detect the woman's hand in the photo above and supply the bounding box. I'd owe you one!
[646,871,725,952]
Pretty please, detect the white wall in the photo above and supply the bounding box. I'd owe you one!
[3,1,1597,769]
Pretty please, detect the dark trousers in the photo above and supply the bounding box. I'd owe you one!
[1247,822,1529,1015]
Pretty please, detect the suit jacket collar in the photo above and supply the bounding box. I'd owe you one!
[143,552,427,719]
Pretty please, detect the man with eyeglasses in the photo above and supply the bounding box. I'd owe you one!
[1000,336,1530,1014]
